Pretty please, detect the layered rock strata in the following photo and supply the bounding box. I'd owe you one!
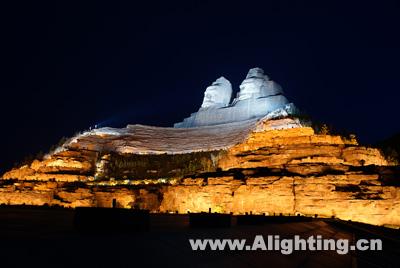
[2,117,399,227]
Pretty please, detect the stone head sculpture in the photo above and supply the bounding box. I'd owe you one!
[200,77,232,109]
[236,67,283,101]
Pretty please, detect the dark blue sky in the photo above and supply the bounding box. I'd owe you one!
[1,1,400,172]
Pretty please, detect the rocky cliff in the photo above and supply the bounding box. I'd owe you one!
[2,116,399,227]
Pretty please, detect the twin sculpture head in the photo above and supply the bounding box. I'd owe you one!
[200,67,284,109]
[200,77,232,109]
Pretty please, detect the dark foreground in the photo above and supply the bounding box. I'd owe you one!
[0,206,398,268]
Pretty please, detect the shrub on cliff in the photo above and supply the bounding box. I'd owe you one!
[106,150,224,180]
[377,133,400,165]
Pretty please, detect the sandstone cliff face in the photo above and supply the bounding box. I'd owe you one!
[1,117,399,227]
[3,150,96,182]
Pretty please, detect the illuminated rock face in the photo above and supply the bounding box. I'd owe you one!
[2,116,399,227]
[174,67,294,128]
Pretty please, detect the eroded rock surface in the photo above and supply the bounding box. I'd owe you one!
[2,116,399,227]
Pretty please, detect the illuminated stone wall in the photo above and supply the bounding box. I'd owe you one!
[1,168,399,228]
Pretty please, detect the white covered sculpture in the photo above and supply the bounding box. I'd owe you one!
[200,77,232,109]
[235,67,283,101]
[174,67,297,128]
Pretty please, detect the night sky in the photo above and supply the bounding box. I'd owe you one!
[1,1,400,173]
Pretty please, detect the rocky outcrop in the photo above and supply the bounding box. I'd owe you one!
[3,150,96,182]
[1,115,399,227]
